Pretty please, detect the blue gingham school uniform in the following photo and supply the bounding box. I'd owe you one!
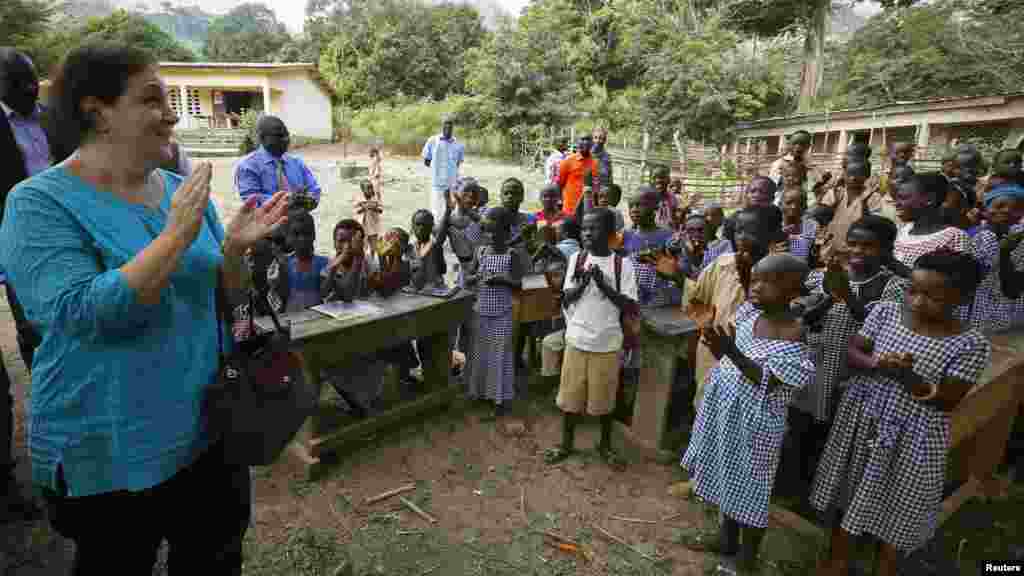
[465,247,516,404]
[809,302,991,552]
[681,302,815,528]
[971,226,1024,332]
[798,270,906,422]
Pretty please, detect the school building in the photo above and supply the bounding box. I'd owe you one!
[731,92,1024,169]
[40,61,336,142]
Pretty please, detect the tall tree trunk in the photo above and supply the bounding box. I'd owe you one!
[798,0,829,112]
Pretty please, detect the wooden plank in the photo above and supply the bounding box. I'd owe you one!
[769,505,824,538]
[309,383,461,458]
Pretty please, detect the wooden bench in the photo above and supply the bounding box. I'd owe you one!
[268,292,474,478]
[615,306,699,463]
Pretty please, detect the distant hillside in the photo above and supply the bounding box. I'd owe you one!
[60,0,214,50]
[137,5,214,52]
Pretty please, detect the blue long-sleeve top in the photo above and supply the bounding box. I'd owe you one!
[0,167,226,497]
[235,146,321,207]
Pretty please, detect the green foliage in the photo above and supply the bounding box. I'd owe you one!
[204,3,291,62]
[238,109,262,155]
[621,6,788,145]
[316,0,487,109]
[461,14,579,139]
[823,0,1024,108]
[41,9,197,67]
[140,4,214,51]
[1,0,58,73]
[347,98,512,158]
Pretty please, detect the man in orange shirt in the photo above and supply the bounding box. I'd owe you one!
[559,134,600,216]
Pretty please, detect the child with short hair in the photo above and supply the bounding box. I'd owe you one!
[783,216,905,492]
[597,183,625,228]
[410,206,451,290]
[651,165,677,229]
[464,207,523,418]
[545,208,638,467]
[780,186,815,262]
[985,149,1024,192]
[971,183,1024,332]
[269,209,330,313]
[812,250,990,576]
[353,179,383,250]
[501,177,539,273]
[625,186,680,308]
[535,183,565,245]
[686,206,785,413]
[681,254,815,573]
[819,158,884,261]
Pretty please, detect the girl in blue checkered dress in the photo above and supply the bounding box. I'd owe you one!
[970,184,1024,332]
[783,216,907,492]
[811,250,991,576]
[464,207,523,418]
[681,254,815,573]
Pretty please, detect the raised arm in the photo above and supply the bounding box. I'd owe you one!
[0,172,225,340]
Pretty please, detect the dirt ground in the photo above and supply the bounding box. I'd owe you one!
[2,145,1022,576]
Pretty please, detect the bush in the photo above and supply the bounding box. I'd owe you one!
[346,97,514,159]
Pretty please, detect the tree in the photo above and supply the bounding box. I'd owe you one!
[1,0,57,73]
[462,17,579,138]
[38,9,196,68]
[718,0,920,112]
[824,0,1024,108]
[317,0,487,108]
[204,3,292,62]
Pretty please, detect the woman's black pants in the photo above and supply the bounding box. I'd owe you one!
[43,441,251,576]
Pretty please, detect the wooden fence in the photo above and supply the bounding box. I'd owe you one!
[605,140,953,208]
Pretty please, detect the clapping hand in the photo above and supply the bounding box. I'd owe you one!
[223,184,290,254]
[590,265,609,292]
[876,351,914,376]
[701,322,736,361]
[823,255,852,301]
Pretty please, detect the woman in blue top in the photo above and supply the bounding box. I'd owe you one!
[0,44,288,574]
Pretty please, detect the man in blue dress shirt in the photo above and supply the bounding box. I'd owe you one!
[0,46,47,523]
[235,115,321,209]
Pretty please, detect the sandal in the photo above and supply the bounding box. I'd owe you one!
[680,530,731,555]
[543,446,573,464]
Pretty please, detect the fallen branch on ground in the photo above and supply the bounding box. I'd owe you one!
[610,515,657,524]
[400,496,437,524]
[592,524,660,563]
[365,484,416,505]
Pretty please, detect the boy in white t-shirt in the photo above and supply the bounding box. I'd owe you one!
[544,208,639,468]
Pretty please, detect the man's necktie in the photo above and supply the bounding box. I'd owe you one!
[276,159,290,193]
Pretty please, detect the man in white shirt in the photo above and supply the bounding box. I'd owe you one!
[546,136,569,185]
[544,208,638,469]
[422,116,465,225]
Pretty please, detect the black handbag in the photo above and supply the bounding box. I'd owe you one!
[203,272,318,466]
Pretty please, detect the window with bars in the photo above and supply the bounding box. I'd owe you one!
[186,88,201,116]
[168,89,182,117]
